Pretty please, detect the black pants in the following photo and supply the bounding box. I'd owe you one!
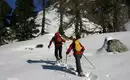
[74,53,83,74]
[55,46,62,60]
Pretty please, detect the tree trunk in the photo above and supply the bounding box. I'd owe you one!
[59,0,64,35]
[79,14,83,33]
[113,0,118,32]
[41,0,46,35]
[75,11,79,36]
[101,11,106,33]
[75,1,80,36]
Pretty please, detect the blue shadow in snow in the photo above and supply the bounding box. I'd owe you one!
[42,65,66,71]
[41,65,77,75]
[27,59,56,65]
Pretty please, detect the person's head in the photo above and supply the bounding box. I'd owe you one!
[76,34,81,39]
[55,32,60,36]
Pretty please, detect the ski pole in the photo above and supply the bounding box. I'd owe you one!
[64,43,68,50]
[66,54,67,63]
[64,43,68,64]
[83,54,96,69]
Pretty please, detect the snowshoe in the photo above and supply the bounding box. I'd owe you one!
[78,72,86,77]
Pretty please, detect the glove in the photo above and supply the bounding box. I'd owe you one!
[68,54,71,57]
[66,51,69,55]
[66,52,71,57]
[81,49,84,52]
[48,45,50,49]
[62,39,66,43]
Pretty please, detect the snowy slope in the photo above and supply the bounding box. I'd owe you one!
[35,7,60,34]
[35,7,101,36]
[0,30,130,80]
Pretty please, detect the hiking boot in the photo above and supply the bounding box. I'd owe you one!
[78,72,85,77]
[56,59,60,63]
[60,59,63,63]
[56,58,63,63]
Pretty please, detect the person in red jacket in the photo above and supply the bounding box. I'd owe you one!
[48,32,66,61]
[66,34,85,76]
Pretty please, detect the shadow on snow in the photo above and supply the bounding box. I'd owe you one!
[27,59,56,65]
[41,65,77,76]
[26,59,77,75]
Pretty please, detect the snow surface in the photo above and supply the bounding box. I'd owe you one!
[1,29,130,80]
[1,8,130,80]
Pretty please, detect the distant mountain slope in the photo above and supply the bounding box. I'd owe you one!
[35,6,102,37]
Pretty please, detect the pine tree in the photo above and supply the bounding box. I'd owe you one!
[61,0,88,36]
[0,0,12,45]
[125,0,130,18]
[14,0,38,41]
[95,0,128,32]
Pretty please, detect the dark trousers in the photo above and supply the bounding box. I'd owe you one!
[74,53,83,74]
[55,46,62,60]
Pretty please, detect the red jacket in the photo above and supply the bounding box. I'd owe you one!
[48,32,66,47]
[66,39,85,55]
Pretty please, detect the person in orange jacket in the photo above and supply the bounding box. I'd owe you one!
[66,34,85,76]
[48,32,66,61]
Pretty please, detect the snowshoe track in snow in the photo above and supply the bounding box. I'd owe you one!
[54,63,98,80]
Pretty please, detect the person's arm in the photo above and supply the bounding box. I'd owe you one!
[48,37,53,48]
[60,36,66,43]
[62,38,66,43]
[80,43,85,52]
[66,43,73,54]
